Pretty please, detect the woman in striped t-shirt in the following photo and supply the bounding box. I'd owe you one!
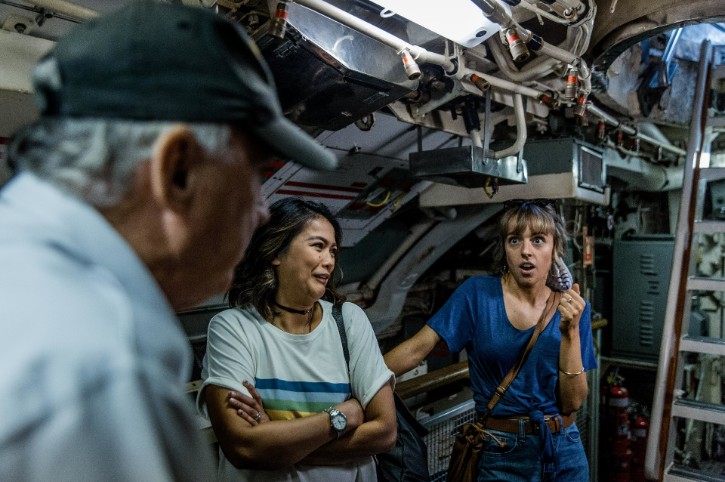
[198,197,396,482]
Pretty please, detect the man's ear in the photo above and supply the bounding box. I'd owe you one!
[149,125,204,212]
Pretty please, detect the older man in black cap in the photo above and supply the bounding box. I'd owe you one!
[0,1,336,480]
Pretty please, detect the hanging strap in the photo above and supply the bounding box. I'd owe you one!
[332,302,350,373]
[485,291,561,414]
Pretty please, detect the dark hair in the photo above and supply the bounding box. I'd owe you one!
[227,197,343,320]
[492,199,567,274]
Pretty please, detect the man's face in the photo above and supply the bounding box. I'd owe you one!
[185,129,272,301]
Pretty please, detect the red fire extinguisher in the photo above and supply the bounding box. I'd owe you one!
[608,383,632,482]
[631,413,649,481]
[609,385,630,453]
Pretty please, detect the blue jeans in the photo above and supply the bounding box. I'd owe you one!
[477,421,589,481]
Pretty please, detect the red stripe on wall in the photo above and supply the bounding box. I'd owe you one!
[283,181,364,193]
[276,189,357,201]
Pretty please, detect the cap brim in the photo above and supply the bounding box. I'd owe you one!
[252,116,337,170]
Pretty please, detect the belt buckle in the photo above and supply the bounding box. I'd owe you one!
[546,416,561,433]
[532,419,543,433]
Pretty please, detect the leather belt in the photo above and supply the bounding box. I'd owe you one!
[478,413,575,435]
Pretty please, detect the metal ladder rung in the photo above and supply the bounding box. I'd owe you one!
[679,336,725,356]
[686,276,725,291]
[693,220,725,234]
[664,464,725,482]
[671,399,725,425]
[706,115,725,130]
[697,166,725,181]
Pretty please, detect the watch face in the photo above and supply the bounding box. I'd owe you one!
[331,413,346,431]
[326,407,346,434]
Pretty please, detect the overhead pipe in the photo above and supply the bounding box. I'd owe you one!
[461,96,484,149]
[639,122,680,150]
[493,93,527,159]
[414,83,467,118]
[28,0,98,20]
[604,149,684,191]
[362,219,435,293]
[467,75,527,161]
[459,67,544,98]
[487,36,562,82]
[295,0,549,110]
[475,0,592,102]
[586,103,636,136]
[294,0,455,73]
[515,0,580,25]
[587,103,687,157]
[636,131,686,157]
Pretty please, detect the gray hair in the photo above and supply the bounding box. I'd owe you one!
[9,118,232,207]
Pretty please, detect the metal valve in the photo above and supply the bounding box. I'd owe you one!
[505,28,529,63]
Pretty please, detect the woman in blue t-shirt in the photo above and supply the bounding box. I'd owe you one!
[384,199,597,481]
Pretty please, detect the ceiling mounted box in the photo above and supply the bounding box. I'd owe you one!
[419,138,609,207]
[255,2,417,131]
[523,138,607,193]
[409,146,528,188]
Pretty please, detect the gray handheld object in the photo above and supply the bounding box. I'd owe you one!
[546,257,573,292]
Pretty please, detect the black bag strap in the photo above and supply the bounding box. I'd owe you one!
[485,291,561,414]
[332,302,350,373]
[333,302,428,436]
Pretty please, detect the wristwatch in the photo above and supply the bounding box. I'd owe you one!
[323,406,347,438]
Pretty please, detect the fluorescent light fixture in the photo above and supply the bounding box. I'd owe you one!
[370,0,504,48]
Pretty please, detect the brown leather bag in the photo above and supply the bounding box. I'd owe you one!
[445,292,560,482]
[446,421,486,482]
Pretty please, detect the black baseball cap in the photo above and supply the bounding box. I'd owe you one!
[32,0,337,170]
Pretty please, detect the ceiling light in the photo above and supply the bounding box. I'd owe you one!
[370,0,504,48]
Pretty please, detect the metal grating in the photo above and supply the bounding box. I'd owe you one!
[420,400,476,482]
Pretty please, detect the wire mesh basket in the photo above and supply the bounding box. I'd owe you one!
[419,399,476,482]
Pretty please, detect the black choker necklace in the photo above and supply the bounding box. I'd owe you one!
[274,301,314,316]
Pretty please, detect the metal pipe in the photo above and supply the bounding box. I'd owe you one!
[586,103,636,136]
[637,132,686,157]
[294,0,455,72]
[470,129,483,148]
[475,0,514,28]
[588,104,686,157]
[662,27,683,65]
[514,26,592,96]
[535,36,579,64]
[414,84,465,118]
[487,36,560,81]
[639,122,674,146]
[458,67,544,98]
[28,0,98,20]
[604,149,684,191]
[363,219,435,291]
[494,93,527,159]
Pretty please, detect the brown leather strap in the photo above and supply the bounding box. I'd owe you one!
[485,291,561,414]
[480,413,575,435]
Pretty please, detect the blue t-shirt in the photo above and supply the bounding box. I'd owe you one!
[428,276,597,418]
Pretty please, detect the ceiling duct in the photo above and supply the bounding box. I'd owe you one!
[254,2,418,131]
[409,146,528,188]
